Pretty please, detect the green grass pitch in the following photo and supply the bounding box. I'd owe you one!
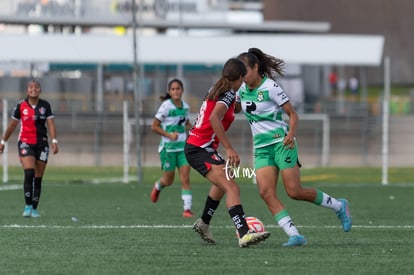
[0,167,413,274]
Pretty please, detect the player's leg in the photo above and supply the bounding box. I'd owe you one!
[20,157,36,217]
[193,184,224,244]
[255,144,306,246]
[207,164,270,247]
[30,159,47,218]
[280,143,351,232]
[30,143,49,218]
[151,150,175,203]
[177,151,193,217]
[185,144,269,246]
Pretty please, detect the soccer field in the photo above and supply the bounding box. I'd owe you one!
[0,167,413,275]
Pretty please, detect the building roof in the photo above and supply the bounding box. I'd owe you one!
[0,33,384,66]
[0,15,331,33]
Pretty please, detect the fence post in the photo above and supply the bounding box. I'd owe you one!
[2,99,8,183]
[382,56,390,185]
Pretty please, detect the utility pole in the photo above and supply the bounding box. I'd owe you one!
[132,0,143,182]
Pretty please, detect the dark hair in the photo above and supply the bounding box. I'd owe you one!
[160,78,184,101]
[238,47,285,80]
[207,58,246,100]
[27,79,41,87]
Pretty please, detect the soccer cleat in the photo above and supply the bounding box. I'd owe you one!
[283,235,307,247]
[31,209,41,218]
[238,231,271,248]
[150,183,160,203]
[183,209,194,218]
[22,205,32,217]
[336,198,352,232]
[193,218,215,244]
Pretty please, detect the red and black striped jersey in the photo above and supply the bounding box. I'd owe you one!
[186,89,236,150]
[11,98,54,144]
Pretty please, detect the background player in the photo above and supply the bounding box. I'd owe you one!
[0,79,59,218]
[151,78,194,218]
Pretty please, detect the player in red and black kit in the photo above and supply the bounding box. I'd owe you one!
[0,80,59,218]
[185,58,270,248]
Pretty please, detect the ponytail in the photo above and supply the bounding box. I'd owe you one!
[239,48,285,80]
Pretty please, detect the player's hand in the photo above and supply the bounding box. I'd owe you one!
[52,143,59,154]
[226,147,240,167]
[283,135,295,149]
[169,132,178,141]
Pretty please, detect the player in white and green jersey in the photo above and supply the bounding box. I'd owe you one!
[238,48,352,247]
[155,98,189,154]
[150,78,194,218]
[238,76,290,150]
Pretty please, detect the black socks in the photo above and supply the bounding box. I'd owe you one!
[23,169,35,206]
[201,196,220,225]
[228,204,249,238]
[32,177,42,209]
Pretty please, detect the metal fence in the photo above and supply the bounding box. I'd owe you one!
[2,97,414,171]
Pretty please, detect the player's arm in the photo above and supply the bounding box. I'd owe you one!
[0,119,19,154]
[281,101,298,149]
[185,118,192,131]
[210,102,240,167]
[151,118,177,141]
[234,90,242,113]
[234,102,242,113]
[47,117,59,154]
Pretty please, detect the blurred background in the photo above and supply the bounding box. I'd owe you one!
[0,0,413,172]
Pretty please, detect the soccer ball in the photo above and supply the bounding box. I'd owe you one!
[236,216,265,238]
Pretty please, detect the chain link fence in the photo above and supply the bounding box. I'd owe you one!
[2,96,414,169]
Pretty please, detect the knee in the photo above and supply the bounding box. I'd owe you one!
[258,187,273,202]
[163,180,174,186]
[286,188,303,200]
[161,173,175,186]
[24,168,35,179]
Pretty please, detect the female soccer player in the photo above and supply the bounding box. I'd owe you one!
[150,78,194,218]
[185,58,270,248]
[237,48,352,247]
[0,79,59,218]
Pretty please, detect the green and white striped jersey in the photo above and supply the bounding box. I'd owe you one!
[154,99,190,152]
[239,76,290,149]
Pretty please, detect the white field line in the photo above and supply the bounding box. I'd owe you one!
[2,182,414,189]
[0,184,21,191]
[1,224,414,229]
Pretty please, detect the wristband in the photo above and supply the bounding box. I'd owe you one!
[52,139,58,144]
[0,139,5,145]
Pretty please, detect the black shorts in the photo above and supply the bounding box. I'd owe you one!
[184,143,225,177]
[18,141,49,163]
